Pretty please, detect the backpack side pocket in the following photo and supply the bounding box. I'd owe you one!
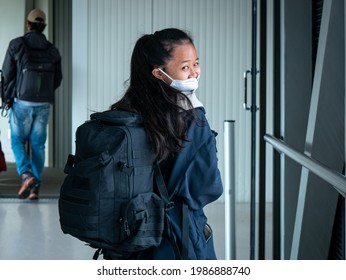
[119,192,165,252]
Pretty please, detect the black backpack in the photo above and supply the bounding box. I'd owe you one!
[58,110,184,259]
[16,37,56,102]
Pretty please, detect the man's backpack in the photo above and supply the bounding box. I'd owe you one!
[16,37,56,102]
[58,110,182,259]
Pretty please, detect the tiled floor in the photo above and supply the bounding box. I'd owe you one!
[0,198,94,260]
[0,197,272,260]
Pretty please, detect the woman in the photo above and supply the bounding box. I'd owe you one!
[111,28,223,259]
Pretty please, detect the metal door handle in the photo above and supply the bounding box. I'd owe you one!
[243,70,251,110]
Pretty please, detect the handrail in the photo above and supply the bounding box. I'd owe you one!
[264,134,346,197]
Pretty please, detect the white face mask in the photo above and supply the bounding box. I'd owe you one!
[158,68,199,94]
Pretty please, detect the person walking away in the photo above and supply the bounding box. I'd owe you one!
[1,8,62,199]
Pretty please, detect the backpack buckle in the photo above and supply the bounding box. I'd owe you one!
[120,218,131,236]
[119,162,134,176]
[165,202,174,212]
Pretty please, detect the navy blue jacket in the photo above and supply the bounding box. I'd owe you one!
[141,107,224,259]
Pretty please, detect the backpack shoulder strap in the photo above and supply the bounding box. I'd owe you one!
[154,163,189,260]
[19,36,27,48]
[20,36,53,51]
[181,203,189,259]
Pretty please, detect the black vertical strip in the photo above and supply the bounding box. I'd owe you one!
[311,0,345,261]
[258,0,267,260]
[250,0,258,260]
[272,0,281,260]
[312,0,324,80]
[328,193,345,259]
[328,164,345,259]
[53,0,73,166]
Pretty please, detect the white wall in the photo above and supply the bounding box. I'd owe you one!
[0,0,26,163]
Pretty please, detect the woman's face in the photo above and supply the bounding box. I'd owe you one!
[154,42,200,83]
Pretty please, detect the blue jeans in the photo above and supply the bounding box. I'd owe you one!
[10,102,51,184]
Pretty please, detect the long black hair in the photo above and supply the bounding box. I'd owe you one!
[111,28,196,161]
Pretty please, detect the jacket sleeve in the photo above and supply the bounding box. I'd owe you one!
[1,40,18,101]
[182,132,223,209]
[165,108,223,210]
[53,47,63,90]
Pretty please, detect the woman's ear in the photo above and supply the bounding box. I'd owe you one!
[152,68,163,80]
